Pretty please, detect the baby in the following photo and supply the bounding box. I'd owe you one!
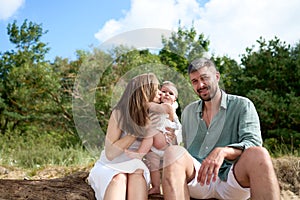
[134,81,182,195]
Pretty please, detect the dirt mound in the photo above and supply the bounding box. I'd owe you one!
[273,156,300,199]
[0,171,95,200]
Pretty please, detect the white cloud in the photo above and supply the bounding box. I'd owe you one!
[95,0,300,61]
[95,0,201,42]
[0,0,24,20]
[196,0,300,60]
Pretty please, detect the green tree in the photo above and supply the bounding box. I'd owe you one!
[51,53,84,135]
[240,37,299,96]
[240,37,300,152]
[159,25,210,75]
[0,20,60,135]
[211,55,243,94]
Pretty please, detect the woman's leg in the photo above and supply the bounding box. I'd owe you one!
[103,173,127,200]
[127,169,148,200]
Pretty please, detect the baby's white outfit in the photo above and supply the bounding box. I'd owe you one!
[150,112,182,157]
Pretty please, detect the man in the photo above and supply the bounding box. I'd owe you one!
[162,58,280,199]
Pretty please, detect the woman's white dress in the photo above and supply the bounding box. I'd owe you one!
[87,132,150,200]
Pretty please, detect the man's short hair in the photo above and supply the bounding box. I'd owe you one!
[188,58,216,74]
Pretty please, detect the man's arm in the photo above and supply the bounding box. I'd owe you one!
[197,146,242,185]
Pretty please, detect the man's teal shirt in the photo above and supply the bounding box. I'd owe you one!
[181,90,262,181]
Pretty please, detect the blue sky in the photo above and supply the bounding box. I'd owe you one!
[1,0,299,62]
[0,0,131,61]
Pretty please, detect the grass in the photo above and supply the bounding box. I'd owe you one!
[0,130,298,172]
[0,131,98,170]
[264,138,300,158]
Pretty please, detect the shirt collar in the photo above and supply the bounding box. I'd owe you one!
[198,90,228,116]
[220,90,227,110]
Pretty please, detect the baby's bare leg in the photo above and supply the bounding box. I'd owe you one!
[153,131,168,150]
[147,152,162,195]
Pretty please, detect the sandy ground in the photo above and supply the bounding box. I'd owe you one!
[0,156,299,199]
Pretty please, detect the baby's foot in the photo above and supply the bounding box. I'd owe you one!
[148,187,161,195]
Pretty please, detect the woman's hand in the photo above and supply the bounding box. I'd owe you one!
[125,149,146,160]
[165,127,176,144]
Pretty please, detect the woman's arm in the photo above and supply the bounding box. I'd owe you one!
[105,111,136,161]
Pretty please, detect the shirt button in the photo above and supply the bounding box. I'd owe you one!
[207,132,209,135]
[205,146,208,150]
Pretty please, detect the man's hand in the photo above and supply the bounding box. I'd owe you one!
[197,146,243,185]
[197,147,225,185]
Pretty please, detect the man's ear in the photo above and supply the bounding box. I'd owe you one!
[216,71,220,82]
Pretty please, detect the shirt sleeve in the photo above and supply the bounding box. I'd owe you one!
[227,99,263,150]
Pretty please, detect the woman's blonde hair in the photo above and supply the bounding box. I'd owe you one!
[114,73,159,136]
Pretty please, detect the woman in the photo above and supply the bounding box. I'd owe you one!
[126,80,182,195]
[88,73,161,200]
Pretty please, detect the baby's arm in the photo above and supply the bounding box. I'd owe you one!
[149,102,174,121]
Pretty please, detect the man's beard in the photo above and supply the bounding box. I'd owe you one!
[197,85,218,101]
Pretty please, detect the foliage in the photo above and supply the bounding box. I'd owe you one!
[72,48,113,151]
[159,25,210,75]
[0,20,62,135]
[211,55,243,94]
[0,129,94,169]
[240,37,300,97]
[240,37,300,149]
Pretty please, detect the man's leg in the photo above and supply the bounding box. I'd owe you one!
[162,146,195,200]
[234,146,280,199]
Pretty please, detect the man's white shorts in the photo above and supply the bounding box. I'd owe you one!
[188,157,250,200]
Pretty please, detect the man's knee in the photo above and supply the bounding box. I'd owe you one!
[241,146,274,169]
[163,145,186,168]
[243,146,271,160]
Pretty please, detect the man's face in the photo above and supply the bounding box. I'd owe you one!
[189,66,220,101]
